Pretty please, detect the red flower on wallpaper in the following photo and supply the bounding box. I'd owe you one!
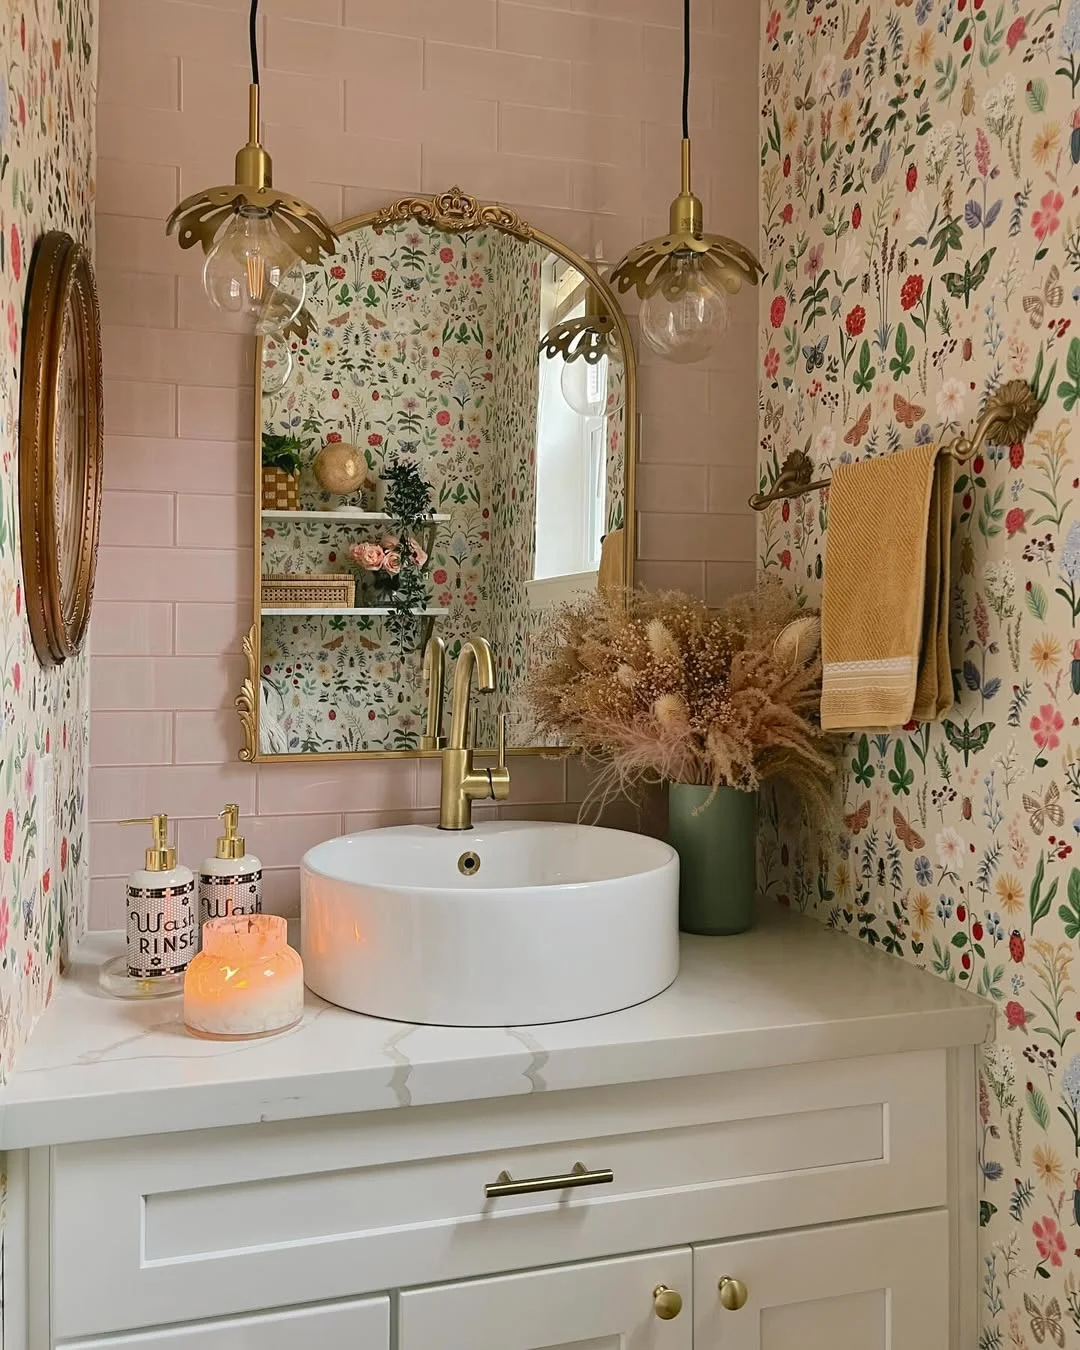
[1005,506,1028,536]
[330,265,346,280]
[900,274,923,310]
[905,163,917,191]
[845,305,866,336]
[1006,15,1026,47]
[1033,1216,1066,1267]
[439,246,454,263]
[764,348,779,378]
[1004,1000,1033,1031]
[10,225,21,281]
[371,268,386,282]
[3,810,13,865]
[769,295,786,328]
[1032,190,1063,242]
[1031,704,1064,752]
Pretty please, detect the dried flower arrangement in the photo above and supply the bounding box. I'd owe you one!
[529,585,834,809]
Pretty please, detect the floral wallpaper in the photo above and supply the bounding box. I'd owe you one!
[0,1,96,1083]
[758,0,1080,1341]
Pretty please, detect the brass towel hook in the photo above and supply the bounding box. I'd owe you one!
[749,379,1043,511]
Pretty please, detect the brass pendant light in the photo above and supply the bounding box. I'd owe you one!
[540,280,626,416]
[608,0,763,363]
[166,0,338,334]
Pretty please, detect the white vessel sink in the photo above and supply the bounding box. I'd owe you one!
[300,822,679,1026]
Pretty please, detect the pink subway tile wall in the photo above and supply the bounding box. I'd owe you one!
[91,0,758,926]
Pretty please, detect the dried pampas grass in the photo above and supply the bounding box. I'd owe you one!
[529,584,834,812]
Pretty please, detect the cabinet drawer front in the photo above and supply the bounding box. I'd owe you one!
[51,1050,946,1338]
[59,1297,389,1350]
[693,1212,949,1350]
[399,1249,692,1350]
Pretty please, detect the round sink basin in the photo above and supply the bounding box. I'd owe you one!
[301,822,679,1026]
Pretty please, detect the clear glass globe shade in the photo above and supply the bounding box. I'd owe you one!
[559,344,626,418]
[260,337,293,395]
[639,253,731,364]
[203,208,304,332]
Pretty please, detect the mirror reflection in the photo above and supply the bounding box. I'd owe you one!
[249,192,632,759]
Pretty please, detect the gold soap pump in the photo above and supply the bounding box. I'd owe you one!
[198,803,263,933]
[99,814,197,1000]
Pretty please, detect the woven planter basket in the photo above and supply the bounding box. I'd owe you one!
[262,466,301,511]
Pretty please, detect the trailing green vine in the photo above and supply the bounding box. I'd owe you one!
[383,455,435,654]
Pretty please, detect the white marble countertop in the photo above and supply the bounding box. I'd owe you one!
[0,905,993,1150]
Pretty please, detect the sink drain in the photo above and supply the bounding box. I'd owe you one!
[458,851,481,877]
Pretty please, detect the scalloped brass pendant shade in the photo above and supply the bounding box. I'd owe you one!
[540,285,619,367]
[166,84,338,268]
[609,139,763,304]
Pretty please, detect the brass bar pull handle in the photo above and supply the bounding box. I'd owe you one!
[484,1160,614,1199]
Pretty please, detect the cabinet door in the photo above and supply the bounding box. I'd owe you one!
[693,1211,948,1350]
[61,1296,390,1350]
[400,1249,692,1350]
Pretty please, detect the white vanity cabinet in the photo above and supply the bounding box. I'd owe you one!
[61,1300,391,1350]
[1,915,991,1350]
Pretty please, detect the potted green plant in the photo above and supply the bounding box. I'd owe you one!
[529,585,833,935]
[261,433,311,511]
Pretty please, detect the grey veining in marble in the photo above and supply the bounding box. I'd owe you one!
[0,904,993,1151]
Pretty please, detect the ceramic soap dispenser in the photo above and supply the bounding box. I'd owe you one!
[198,804,263,933]
[99,814,197,999]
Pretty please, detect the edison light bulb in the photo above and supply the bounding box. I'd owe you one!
[203,207,305,333]
[560,345,626,418]
[639,252,730,364]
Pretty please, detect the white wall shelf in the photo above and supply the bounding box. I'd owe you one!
[261,510,451,523]
[262,607,450,618]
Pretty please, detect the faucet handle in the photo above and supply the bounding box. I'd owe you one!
[497,713,507,772]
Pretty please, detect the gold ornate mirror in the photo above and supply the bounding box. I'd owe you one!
[19,231,104,667]
[239,187,636,761]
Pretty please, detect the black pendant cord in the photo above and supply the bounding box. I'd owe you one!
[249,0,260,86]
[682,0,690,140]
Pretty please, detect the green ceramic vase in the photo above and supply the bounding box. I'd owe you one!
[667,783,757,935]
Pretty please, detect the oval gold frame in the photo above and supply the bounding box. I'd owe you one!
[19,231,104,667]
[239,186,637,763]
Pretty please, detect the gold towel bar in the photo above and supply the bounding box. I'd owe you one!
[749,379,1043,512]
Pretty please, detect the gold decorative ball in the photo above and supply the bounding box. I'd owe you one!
[313,442,371,495]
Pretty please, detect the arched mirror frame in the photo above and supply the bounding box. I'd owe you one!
[236,186,637,763]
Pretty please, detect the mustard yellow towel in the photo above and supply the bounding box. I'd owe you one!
[820,444,954,731]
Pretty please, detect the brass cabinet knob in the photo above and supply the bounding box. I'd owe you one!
[653,1285,683,1320]
[718,1276,749,1311]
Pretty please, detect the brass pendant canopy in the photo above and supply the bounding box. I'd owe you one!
[540,284,620,366]
[609,138,763,303]
[166,84,338,266]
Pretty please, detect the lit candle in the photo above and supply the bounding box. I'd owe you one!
[184,914,303,1040]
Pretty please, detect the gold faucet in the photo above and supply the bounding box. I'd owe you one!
[420,635,446,750]
[439,636,510,830]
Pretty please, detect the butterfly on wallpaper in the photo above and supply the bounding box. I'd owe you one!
[402,276,423,292]
[1022,264,1064,328]
[322,636,346,652]
[893,394,925,429]
[762,62,782,95]
[802,335,828,373]
[942,248,996,304]
[870,139,892,185]
[1024,1294,1065,1349]
[844,6,870,57]
[844,800,871,835]
[1023,781,1065,835]
[892,807,925,852]
[363,314,387,330]
[844,404,871,446]
[943,718,994,764]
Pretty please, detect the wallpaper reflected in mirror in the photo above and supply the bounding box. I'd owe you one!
[254,201,630,758]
